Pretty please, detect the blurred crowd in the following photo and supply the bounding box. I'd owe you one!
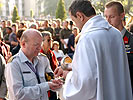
[0,19,80,59]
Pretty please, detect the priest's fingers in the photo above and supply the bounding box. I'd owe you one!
[63,70,69,79]
[54,67,63,78]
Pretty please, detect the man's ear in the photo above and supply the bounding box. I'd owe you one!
[20,41,26,48]
[120,12,125,21]
[76,12,84,21]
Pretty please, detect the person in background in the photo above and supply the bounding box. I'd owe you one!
[54,1,132,100]
[3,27,12,45]
[19,22,25,29]
[7,20,12,27]
[54,19,62,49]
[52,41,64,64]
[43,20,54,37]
[104,1,133,92]
[0,21,6,39]
[0,54,7,100]
[5,29,62,100]
[0,29,11,61]
[67,27,79,59]
[9,24,18,50]
[59,20,72,54]
[36,21,41,29]
[29,23,38,29]
[11,29,25,56]
[40,31,59,100]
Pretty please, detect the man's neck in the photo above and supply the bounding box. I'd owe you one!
[117,24,124,32]
[27,57,33,63]
[23,51,33,63]
[121,27,126,37]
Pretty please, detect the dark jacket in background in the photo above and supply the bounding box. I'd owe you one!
[123,30,133,92]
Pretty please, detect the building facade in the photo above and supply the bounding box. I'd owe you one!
[0,0,42,19]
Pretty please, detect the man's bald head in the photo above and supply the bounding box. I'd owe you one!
[20,29,42,43]
[20,29,43,61]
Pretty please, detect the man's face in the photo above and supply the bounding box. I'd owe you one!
[7,21,11,26]
[63,21,68,29]
[104,6,122,29]
[69,12,82,30]
[42,35,52,51]
[25,35,42,57]
[53,44,59,51]
[56,20,60,27]
[6,28,12,34]
[2,21,6,28]
[73,29,78,36]
[12,26,18,33]
[20,24,24,28]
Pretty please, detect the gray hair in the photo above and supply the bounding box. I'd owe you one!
[41,31,52,41]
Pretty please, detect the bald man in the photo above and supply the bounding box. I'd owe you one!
[5,29,62,100]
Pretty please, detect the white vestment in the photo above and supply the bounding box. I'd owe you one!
[63,15,133,100]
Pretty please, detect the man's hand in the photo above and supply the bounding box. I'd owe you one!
[48,79,63,90]
[0,98,4,100]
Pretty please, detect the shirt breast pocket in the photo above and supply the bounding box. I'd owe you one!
[22,72,37,86]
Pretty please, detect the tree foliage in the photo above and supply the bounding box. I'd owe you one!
[56,0,67,21]
[12,6,20,23]
[121,0,133,14]
[93,0,133,15]
[41,0,132,18]
[30,9,34,18]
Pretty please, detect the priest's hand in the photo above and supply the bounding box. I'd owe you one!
[54,67,63,78]
[62,70,69,79]
[54,67,71,79]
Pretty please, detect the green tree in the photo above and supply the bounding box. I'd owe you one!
[56,0,67,21]
[30,9,34,18]
[93,1,104,14]
[12,6,20,23]
[93,0,133,15]
[120,0,133,14]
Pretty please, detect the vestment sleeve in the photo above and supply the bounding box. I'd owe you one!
[64,37,97,100]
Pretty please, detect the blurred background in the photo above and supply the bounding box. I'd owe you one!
[0,0,132,21]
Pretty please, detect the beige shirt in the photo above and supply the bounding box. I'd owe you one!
[5,49,53,100]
